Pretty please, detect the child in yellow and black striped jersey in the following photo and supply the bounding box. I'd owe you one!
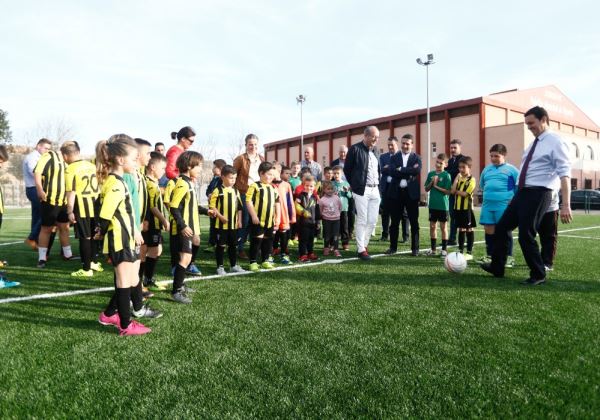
[169,151,214,304]
[451,156,477,260]
[246,161,280,272]
[96,134,150,336]
[209,165,246,275]
[141,152,169,289]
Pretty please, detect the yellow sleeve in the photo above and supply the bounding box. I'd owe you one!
[466,178,477,195]
[209,188,219,209]
[34,153,50,175]
[163,180,175,205]
[246,184,257,203]
[169,179,188,209]
[65,164,75,192]
[99,177,123,220]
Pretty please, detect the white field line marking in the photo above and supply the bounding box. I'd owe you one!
[0,225,598,305]
[559,234,599,240]
[0,241,25,247]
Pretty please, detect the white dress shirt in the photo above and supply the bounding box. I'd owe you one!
[521,130,571,190]
[399,152,410,188]
[365,149,379,186]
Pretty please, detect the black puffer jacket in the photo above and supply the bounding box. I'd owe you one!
[343,141,380,196]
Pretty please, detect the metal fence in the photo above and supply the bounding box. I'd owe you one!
[1,182,29,207]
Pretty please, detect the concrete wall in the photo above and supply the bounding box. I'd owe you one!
[484,123,527,169]
[450,114,480,177]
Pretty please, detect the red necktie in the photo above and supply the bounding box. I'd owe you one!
[518,137,539,189]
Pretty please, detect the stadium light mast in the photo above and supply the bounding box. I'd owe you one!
[416,53,435,183]
[296,94,306,161]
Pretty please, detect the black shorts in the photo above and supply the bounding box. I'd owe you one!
[41,202,68,227]
[177,235,193,254]
[74,216,94,239]
[249,224,274,238]
[142,229,163,247]
[429,209,449,222]
[216,229,238,247]
[108,245,140,266]
[454,209,477,229]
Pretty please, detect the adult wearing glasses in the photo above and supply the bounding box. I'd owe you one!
[166,126,196,180]
[233,133,265,259]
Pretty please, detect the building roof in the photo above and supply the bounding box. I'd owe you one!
[266,85,599,147]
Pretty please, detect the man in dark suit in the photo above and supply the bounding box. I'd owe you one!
[382,133,422,256]
[445,139,463,245]
[379,137,408,242]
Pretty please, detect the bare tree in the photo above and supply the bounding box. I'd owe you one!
[22,117,77,147]
[197,135,218,163]
[227,125,249,162]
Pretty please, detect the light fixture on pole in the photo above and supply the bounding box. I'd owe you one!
[296,94,306,161]
[416,53,435,183]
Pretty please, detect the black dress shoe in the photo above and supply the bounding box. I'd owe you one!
[448,240,457,246]
[380,234,388,241]
[384,248,397,255]
[521,278,546,286]
[410,251,419,257]
[479,262,503,278]
[399,238,408,244]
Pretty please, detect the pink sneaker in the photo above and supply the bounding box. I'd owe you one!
[119,320,151,336]
[323,248,330,256]
[98,311,120,327]
[333,249,342,257]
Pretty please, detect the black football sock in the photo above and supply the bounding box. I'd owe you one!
[430,238,437,252]
[117,287,132,329]
[130,281,144,312]
[466,231,474,253]
[261,237,273,263]
[138,261,145,282]
[216,246,225,267]
[143,257,158,284]
[173,264,186,294]
[228,243,237,267]
[190,245,199,266]
[104,292,118,316]
[507,231,514,257]
[79,237,92,271]
[249,237,261,263]
[441,239,448,251]
[104,273,118,316]
[485,233,493,256]
[458,231,466,253]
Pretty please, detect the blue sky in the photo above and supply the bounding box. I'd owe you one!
[1,0,599,157]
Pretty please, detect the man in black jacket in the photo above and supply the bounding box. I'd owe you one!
[344,126,381,261]
[382,134,422,256]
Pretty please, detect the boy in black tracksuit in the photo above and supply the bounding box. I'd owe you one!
[295,175,320,262]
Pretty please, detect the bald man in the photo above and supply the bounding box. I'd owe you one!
[301,146,323,181]
[344,126,381,261]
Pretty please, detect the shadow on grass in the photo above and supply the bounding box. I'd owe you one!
[0,301,105,332]
[262,256,600,294]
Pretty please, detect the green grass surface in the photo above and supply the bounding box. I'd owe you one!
[0,207,599,418]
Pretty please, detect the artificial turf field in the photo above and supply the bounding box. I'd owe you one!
[0,207,599,418]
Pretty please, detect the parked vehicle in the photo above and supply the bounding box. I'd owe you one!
[570,189,600,210]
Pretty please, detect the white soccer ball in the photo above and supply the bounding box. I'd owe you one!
[445,251,467,274]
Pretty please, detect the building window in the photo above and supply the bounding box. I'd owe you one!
[585,179,592,189]
[571,143,580,159]
[585,146,594,160]
[571,178,578,190]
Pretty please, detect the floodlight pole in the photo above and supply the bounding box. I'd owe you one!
[416,54,435,182]
[296,94,306,161]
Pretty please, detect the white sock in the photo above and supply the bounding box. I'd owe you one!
[38,247,48,261]
[62,246,72,258]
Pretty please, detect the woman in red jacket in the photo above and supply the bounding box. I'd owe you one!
[165,126,201,274]
[165,126,196,180]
